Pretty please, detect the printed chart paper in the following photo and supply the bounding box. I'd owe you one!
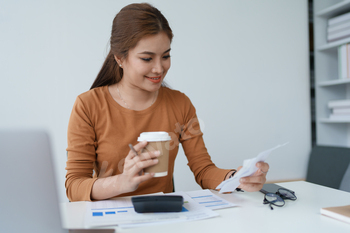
[84,191,221,228]
[186,189,237,210]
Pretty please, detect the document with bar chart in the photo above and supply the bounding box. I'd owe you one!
[84,191,222,228]
[186,189,237,210]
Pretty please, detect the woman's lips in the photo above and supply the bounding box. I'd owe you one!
[146,75,162,83]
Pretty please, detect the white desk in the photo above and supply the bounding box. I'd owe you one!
[62,181,350,232]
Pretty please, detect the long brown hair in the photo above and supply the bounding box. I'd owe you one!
[90,3,173,90]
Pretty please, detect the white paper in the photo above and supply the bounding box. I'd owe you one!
[120,191,218,228]
[186,189,237,210]
[216,142,289,193]
[84,191,219,228]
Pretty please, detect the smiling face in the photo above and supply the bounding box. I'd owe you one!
[118,32,171,92]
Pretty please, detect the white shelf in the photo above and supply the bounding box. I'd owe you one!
[319,118,350,123]
[318,78,350,86]
[316,0,350,17]
[317,37,350,51]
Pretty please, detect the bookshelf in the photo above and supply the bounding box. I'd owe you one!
[314,0,350,147]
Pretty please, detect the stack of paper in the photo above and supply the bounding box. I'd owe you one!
[84,190,236,229]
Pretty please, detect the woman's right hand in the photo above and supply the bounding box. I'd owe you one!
[119,140,160,193]
[91,140,159,200]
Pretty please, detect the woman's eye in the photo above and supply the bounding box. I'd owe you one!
[163,55,171,59]
[141,58,152,62]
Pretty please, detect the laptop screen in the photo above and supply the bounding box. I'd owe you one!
[0,130,66,233]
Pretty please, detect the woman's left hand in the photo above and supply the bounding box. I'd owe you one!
[236,161,269,192]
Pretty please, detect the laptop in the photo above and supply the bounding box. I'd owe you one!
[0,129,114,233]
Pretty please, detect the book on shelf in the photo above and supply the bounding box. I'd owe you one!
[327,12,350,42]
[328,99,350,108]
[338,44,349,79]
[328,11,350,26]
[320,205,350,224]
[328,28,350,42]
[333,107,350,114]
[328,19,350,34]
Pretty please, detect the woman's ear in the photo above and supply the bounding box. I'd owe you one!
[114,55,123,68]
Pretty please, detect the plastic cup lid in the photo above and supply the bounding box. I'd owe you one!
[137,132,171,142]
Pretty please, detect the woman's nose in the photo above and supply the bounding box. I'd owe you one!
[152,60,163,74]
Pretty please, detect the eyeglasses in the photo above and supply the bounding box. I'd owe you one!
[263,188,297,210]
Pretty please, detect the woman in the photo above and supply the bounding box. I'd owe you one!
[65,3,269,202]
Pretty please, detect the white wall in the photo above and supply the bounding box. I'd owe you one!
[0,0,310,202]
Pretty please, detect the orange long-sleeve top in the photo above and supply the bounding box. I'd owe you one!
[65,85,231,201]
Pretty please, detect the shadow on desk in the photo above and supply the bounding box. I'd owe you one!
[306,146,350,192]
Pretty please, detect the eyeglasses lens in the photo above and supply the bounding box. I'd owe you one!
[265,193,284,206]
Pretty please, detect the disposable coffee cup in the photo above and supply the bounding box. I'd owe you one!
[137,132,171,177]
